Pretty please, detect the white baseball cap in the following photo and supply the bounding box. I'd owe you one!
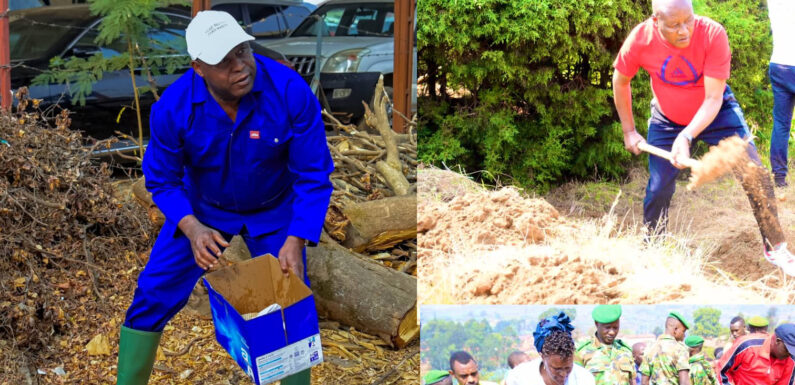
[185,10,255,65]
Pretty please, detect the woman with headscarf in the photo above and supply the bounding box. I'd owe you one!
[504,312,595,385]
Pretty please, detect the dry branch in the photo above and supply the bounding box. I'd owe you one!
[362,76,411,196]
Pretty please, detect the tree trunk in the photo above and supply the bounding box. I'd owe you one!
[307,235,418,348]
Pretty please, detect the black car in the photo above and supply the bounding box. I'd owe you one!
[9,4,292,161]
[210,0,316,40]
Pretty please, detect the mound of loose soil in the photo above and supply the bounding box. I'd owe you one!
[418,167,784,305]
[418,187,562,252]
[462,252,625,304]
[710,228,772,281]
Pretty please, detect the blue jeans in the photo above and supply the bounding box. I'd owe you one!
[123,223,306,332]
[769,63,795,181]
[644,86,762,230]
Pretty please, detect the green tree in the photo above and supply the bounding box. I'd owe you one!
[421,319,522,374]
[418,0,651,192]
[692,307,722,338]
[653,326,663,338]
[33,0,191,158]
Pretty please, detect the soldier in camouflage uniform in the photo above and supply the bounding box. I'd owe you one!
[576,305,637,385]
[684,335,717,385]
[639,312,691,385]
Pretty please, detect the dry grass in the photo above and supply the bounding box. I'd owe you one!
[418,166,795,305]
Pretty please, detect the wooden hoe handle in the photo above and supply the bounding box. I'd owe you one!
[637,142,700,169]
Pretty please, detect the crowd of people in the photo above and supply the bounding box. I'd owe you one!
[422,306,795,385]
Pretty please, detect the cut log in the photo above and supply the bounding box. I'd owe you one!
[336,195,417,252]
[307,234,417,348]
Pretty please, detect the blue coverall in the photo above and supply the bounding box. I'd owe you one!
[123,54,334,332]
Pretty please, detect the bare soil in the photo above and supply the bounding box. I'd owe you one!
[418,167,795,305]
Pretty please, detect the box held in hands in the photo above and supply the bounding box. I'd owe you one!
[203,254,323,384]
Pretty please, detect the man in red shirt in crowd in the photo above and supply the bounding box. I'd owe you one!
[612,0,795,269]
[716,324,795,385]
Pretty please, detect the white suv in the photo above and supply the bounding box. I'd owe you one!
[261,0,416,121]
[263,0,394,82]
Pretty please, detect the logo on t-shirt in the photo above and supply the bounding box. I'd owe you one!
[657,55,703,86]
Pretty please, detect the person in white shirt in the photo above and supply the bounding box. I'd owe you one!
[504,313,595,385]
[767,0,795,187]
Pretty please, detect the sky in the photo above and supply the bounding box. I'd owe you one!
[420,304,795,335]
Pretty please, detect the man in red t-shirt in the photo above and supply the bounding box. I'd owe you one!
[612,0,794,268]
[715,324,795,385]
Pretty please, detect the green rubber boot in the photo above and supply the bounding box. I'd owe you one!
[116,326,162,385]
[279,368,311,385]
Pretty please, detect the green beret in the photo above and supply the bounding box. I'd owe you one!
[423,370,450,385]
[748,316,769,327]
[684,335,704,347]
[669,311,691,329]
[592,305,622,324]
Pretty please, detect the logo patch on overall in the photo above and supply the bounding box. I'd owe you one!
[249,131,260,139]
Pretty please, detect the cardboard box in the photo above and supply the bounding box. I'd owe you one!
[203,254,323,384]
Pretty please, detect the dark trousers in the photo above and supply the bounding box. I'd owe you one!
[643,86,761,230]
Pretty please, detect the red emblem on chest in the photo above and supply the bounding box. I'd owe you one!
[249,131,260,139]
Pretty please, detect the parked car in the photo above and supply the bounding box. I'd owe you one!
[9,4,291,161]
[260,0,400,122]
[9,5,190,160]
[211,0,316,40]
[9,0,45,11]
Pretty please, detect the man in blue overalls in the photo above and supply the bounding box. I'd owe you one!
[115,10,333,385]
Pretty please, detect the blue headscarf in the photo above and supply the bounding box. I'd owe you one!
[533,312,574,353]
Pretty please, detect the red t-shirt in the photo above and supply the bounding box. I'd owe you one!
[715,333,795,385]
[613,16,731,126]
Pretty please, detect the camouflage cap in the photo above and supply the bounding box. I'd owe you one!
[592,305,622,324]
[423,370,451,385]
[684,335,704,347]
[669,311,691,329]
[748,316,769,327]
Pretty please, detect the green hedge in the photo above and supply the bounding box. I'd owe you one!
[418,0,774,191]
[694,0,773,150]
